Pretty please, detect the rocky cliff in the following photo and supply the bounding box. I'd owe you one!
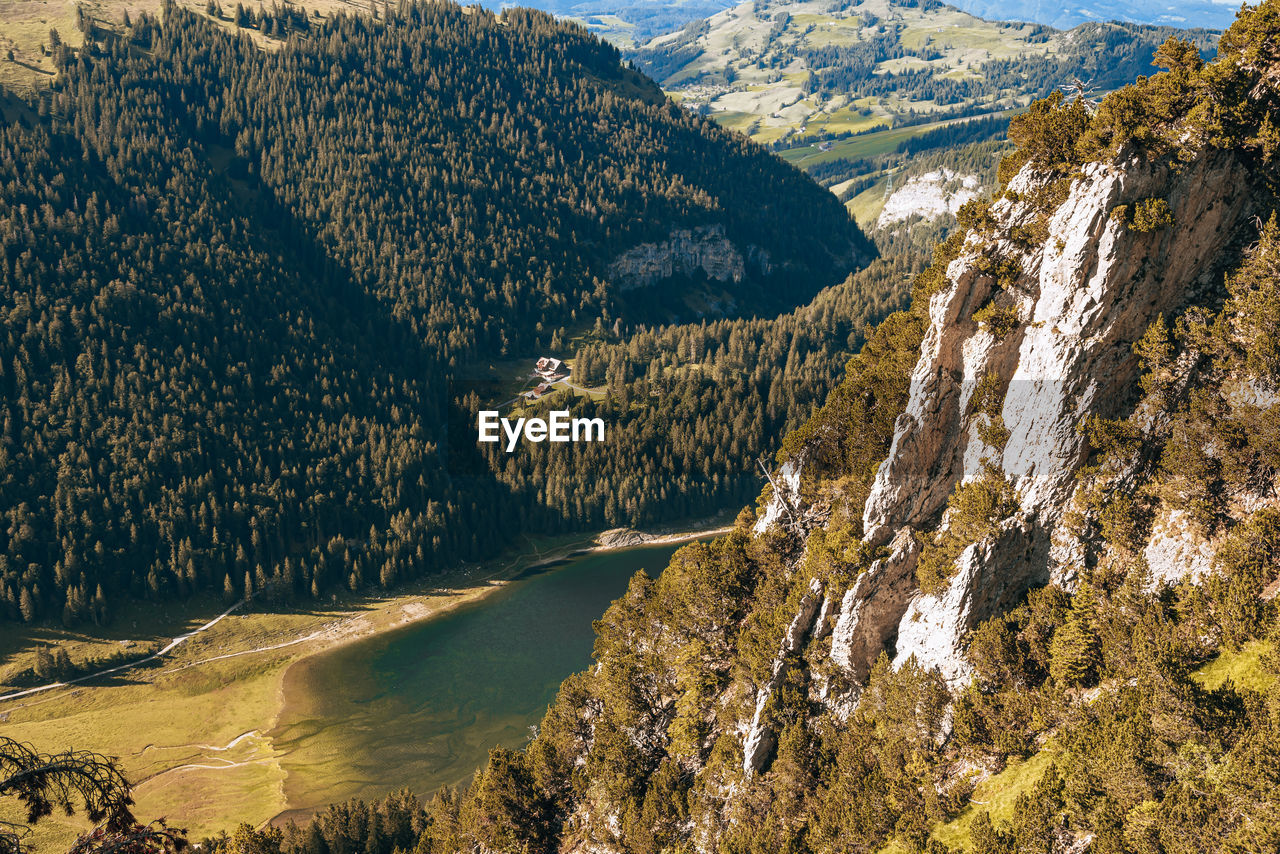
[835,149,1258,688]
[607,224,771,290]
[738,143,1268,760]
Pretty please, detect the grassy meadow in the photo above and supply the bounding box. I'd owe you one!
[0,529,612,845]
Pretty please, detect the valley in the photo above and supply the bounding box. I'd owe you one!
[2,0,1280,851]
[0,524,723,846]
[633,0,1214,147]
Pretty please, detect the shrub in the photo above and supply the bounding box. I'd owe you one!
[956,198,997,233]
[1220,213,1280,383]
[1096,495,1147,554]
[969,370,1004,419]
[1080,414,1142,462]
[1006,91,1092,176]
[978,415,1011,451]
[973,301,1021,339]
[1206,508,1280,648]
[1134,314,1176,405]
[1048,596,1100,687]
[1131,198,1174,232]
[917,465,1019,594]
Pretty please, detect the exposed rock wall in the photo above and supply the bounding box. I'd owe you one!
[828,149,1257,688]
[876,168,981,229]
[608,224,769,290]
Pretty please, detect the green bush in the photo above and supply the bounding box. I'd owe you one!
[978,414,1012,451]
[1005,91,1092,176]
[1131,198,1175,232]
[973,301,1021,339]
[1220,213,1280,383]
[917,465,1020,594]
[1048,597,1100,687]
[1134,314,1175,405]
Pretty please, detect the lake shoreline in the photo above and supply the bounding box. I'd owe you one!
[272,515,737,670]
[267,520,733,827]
[0,513,735,844]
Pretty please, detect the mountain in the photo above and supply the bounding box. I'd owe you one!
[239,3,1280,852]
[631,0,1217,153]
[0,1,872,626]
[947,0,1240,30]
[480,0,739,46]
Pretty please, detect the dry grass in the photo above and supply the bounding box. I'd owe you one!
[0,528,610,845]
[0,0,384,94]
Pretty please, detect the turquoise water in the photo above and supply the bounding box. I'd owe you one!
[270,541,690,821]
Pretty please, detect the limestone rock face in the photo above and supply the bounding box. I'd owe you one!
[1144,509,1216,587]
[753,461,802,534]
[835,149,1257,687]
[829,528,920,685]
[609,224,768,290]
[892,517,1033,686]
[877,168,982,229]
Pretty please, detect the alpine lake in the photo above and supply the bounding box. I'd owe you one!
[269,539,696,822]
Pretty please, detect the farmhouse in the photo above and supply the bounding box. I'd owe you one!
[523,382,553,401]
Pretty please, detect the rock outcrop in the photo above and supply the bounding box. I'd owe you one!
[608,224,769,290]
[876,168,982,229]
[752,461,802,535]
[820,149,1259,689]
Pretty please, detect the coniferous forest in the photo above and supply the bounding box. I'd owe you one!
[8,0,1280,853]
[0,1,874,625]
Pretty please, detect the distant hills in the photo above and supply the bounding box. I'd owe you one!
[630,0,1218,155]
[481,0,736,46]
[947,0,1240,29]
[476,0,1236,48]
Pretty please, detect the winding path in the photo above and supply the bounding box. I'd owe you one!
[0,600,245,703]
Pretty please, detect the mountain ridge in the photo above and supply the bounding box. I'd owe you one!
[0,0,871,627]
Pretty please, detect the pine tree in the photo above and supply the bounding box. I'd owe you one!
[1049,599,1100,687]
[34,646,55,679]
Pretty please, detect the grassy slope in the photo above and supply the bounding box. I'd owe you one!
[1193,639,1277,694]
[636,0,1054,148]
[0,529,616,844]
[0,0,478,93]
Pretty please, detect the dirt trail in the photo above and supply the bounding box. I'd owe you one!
[0,600,245,703]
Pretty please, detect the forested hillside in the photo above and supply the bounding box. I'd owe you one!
[0,1,872,625]
[213,4,1280,852]
[469,251,918,526]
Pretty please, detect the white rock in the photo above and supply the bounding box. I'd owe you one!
[833,149,1257,689]
[1144,509,1215,587]
[876,168,982,229]
[753,461,801,534]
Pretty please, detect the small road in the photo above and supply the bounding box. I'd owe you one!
[492,377,599,411]
[551,379,598,396]
[0,600,246,703]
